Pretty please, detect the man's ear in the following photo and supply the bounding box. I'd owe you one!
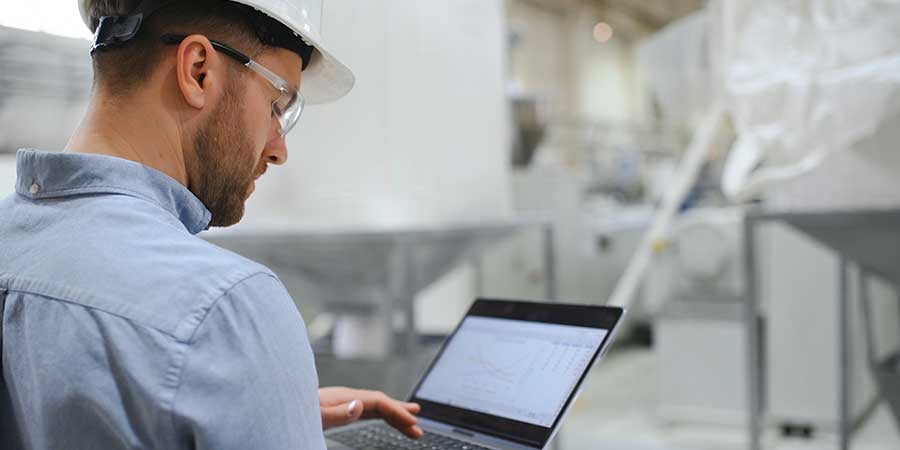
[174,34,225,110]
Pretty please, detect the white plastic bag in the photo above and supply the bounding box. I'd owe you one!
[713,0,900,207]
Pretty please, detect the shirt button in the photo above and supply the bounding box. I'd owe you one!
[30,182,40,194]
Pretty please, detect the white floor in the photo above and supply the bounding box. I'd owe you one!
[556,348,900,450]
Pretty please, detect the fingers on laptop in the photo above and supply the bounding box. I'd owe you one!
[360,391,424,439]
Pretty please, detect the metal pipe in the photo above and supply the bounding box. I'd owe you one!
[742,211,762,450]
[542,224,557,301]
[838,259,851,450]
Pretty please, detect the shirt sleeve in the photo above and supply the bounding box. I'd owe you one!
[169,272,326,450]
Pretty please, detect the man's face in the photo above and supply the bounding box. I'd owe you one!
[190,48,301,227]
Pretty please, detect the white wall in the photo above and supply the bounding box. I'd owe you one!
[235,0,513,231]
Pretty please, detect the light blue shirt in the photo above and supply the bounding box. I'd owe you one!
[0,149,326,450]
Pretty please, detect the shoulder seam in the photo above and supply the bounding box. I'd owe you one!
[0,267,276,342]
[183,271,279,345]
[164,271,282,437]
[0,273,182,339]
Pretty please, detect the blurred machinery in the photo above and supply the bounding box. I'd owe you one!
[646,207,900,437]
[749,216,900,448]
[0,26,90,154]
[646,208,749,425]
[759,222,895,433]
[509,93,546,168]
[628,2,900,446]
[645,208,745,311]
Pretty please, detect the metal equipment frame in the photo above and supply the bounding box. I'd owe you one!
[743,209,900,450]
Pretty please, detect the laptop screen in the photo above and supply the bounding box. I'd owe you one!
[409,299,622,448]
[414,317,608,427]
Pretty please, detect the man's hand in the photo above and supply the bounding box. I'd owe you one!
[319,387,423,439]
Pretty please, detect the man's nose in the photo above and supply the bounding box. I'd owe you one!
[262,121,288,165]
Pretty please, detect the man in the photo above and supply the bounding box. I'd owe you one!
[0,0,422,448]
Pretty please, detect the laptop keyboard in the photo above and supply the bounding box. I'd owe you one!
[329,422,494,450]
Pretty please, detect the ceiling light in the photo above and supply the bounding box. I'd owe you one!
[593,22,614,43]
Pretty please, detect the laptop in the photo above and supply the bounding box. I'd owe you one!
[326,298,625,450]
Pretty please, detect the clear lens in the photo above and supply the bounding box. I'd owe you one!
[247,60,304,136]
[273,89,304,136]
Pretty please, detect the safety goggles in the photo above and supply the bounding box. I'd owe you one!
[161,34,304,136]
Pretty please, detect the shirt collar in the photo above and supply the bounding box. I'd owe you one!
[15,149,212,234]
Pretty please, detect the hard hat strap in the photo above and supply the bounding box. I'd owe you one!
[90,0,165,54]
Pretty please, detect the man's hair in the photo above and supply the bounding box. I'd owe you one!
[87,0,303,95]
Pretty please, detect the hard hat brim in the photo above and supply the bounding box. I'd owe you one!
[293,36,355,105]
[246,0,355,105]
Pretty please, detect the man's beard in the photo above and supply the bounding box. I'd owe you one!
[190,89,260,228]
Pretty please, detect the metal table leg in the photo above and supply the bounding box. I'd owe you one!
[542,223,561,450]
[743,214,763,450]
[542,224,557,301]
[402,244,418,357]
[838,260,851,450]
[471,256,484,298]
[859,270,879,388]
[386,241,417,363]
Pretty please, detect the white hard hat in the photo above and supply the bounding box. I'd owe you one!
[77,0,355,104]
